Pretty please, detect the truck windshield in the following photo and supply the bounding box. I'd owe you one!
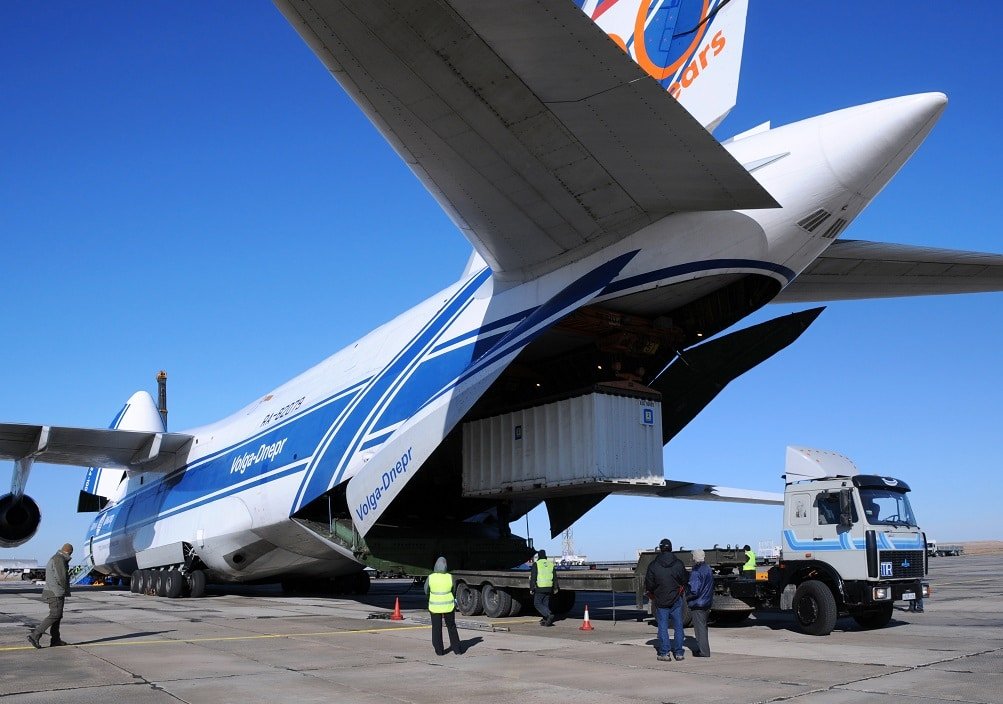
[859,488,917,527]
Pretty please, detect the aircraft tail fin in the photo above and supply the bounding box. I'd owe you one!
[578,0,749,132]
[78,391,165,512]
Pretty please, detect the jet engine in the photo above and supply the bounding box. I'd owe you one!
[0,493,41,548]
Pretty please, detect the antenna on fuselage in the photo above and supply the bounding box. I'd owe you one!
[156,370,168,431]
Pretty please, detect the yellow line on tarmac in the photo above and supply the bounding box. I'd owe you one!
[0,624,430,652]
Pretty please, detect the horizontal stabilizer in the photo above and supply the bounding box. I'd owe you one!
[275,0,777,282]
[651,308,824,444]
[776,239,1003,302]
[0,423,192,473]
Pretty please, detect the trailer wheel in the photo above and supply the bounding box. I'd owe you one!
[507,596,523,617]
[482,584,513,618]
[455,582,483,616]
[711,610,751,626]
[709,594,754,626]
[681,599,693,628]
[549,589,576,616]
[793,580,838,635]
[851,604,893,630]
[353,570,371,595]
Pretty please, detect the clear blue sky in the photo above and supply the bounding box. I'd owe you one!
[2,2,1000,563]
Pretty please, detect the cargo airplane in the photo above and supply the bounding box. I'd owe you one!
[2,0,1002,596]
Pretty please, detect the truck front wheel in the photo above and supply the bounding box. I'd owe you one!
[793,580,838,636]
[851,604,893,630]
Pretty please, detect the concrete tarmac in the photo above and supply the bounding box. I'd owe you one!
[1,555,1000,704]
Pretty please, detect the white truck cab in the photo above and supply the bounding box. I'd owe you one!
[731,447,929,635]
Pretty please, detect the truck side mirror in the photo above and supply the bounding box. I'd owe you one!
[839,489,853,528]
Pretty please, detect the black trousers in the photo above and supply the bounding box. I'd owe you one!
[32,597,64,643]
[430,610,462,655]
[533,591,552,619]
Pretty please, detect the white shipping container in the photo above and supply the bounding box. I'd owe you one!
[462,391,664,496]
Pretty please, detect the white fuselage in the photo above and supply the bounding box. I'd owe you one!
[85,94,946,581]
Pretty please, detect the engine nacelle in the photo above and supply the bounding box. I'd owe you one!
[0,493,41,548]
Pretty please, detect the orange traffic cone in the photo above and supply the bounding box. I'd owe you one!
[579,604,595,631]
[390,597,404,621]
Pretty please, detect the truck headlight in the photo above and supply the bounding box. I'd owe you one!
[921,583,930,598]
[872,587,891,601]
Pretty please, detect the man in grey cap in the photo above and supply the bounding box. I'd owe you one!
[27,543,73,648]
[687,549,713,657]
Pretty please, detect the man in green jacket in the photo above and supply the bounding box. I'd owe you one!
[27,543,73,648]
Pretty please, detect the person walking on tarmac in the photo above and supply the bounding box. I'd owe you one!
[530,550,558,626]
[27,543,73,649]
[687,549,713,657]
[424,556,464,655]
[645,538,688,661]
[742,544,757,575]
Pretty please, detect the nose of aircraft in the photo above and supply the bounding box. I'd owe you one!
[820,92,947,199]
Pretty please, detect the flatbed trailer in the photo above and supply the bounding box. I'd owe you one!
[449,546,753,621]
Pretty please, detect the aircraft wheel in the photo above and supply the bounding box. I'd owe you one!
[155,571,169,597]
[164,570,184,598]
[140,570,153,595]
[481,584,513,618]
[130,571,141,593]
[187,570,207,598]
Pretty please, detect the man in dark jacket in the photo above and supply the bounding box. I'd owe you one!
[27,543,73,648]
[644,538,688,661]
[687,549,713,657]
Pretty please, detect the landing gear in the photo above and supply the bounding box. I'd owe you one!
[130,567,207,599]
[186,570,207,598]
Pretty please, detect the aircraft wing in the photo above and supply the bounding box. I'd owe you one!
[603,479,782,505]
[775,239,1003,302]
[0,423,193,473]
[274,0,778,282]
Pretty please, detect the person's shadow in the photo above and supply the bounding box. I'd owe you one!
[69,630,174,645]
[451,636,483,654]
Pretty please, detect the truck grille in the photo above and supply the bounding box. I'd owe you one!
[879,550,924,579]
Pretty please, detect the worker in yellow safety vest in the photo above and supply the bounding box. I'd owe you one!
[424,556,464,655]
[530,550,559,627]
[742,545,757,574]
